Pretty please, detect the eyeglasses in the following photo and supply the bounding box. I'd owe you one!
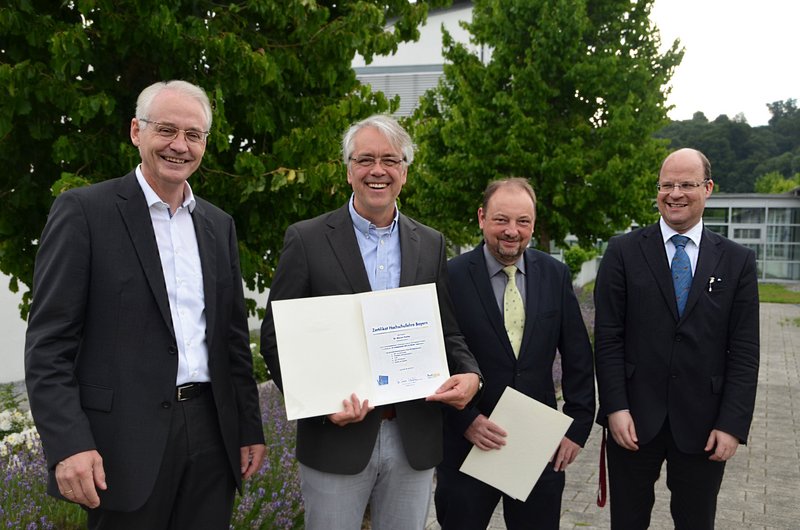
[139,119,209,144]
[656,180,709,193]
[349,155,405,168]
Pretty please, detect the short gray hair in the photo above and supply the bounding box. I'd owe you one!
[135,80,212,130]
[342,114,414,165]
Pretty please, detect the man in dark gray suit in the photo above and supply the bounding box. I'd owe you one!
[594,148,760,529]
[25,80,266,529]
[261,114,482,530]
[434,178,595,529]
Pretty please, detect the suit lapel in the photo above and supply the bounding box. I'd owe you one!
[639,224,679,321]
[192,202,217,347]
[682,228,723,321]
[520,249,540,359]
[468,245,516,361]
[398,213,420,287]
[115,172,175,336]
[325,205,372,293]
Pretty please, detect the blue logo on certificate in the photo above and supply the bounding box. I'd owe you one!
[377,375,389,386]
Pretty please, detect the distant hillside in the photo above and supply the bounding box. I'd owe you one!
[655,99,800,192]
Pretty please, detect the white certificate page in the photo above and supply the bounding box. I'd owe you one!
[360,284,449,404]
[271,283,450,420]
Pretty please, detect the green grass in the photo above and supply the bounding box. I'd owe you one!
[781,317,800,328]
[758,283,800,304]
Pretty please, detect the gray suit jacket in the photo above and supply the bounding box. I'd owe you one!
[261,204,480,474]
[25,172,265,511]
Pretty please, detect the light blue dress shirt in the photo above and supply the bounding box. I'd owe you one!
[348,195,401,291]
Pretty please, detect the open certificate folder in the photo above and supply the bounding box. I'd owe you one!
[270,283,450,420]
[460,386,574,501]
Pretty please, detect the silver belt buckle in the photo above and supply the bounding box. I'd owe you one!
[176,383,193,401]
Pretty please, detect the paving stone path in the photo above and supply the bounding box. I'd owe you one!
[426,302,800,529]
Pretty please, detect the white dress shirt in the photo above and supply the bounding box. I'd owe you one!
[660,217,703,275]
[136,167,210,385]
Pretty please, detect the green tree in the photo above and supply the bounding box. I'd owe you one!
[405,0,682,250]
[0,0,447,318]
[754,171,800,193]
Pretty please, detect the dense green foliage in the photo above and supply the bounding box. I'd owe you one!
[4,1,796,322]
[407,0,682,251]
[563,245,597,280]
[754,171,800,193]
[655,99,800,192]
[0,0,447,318]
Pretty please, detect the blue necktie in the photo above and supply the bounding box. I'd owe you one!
[671,235,692,317]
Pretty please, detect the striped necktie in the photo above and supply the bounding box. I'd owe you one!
[671,234,692,317]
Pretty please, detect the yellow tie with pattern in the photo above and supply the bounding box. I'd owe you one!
[503,266,525,357]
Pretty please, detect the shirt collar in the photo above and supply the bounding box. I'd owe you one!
[659,217,703,247]
[135,165,196,213]
[348,194,398,234]
[482,243,525,278]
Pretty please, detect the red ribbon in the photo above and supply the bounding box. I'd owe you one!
[597,427,607,507]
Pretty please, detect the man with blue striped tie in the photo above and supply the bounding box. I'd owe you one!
[594,148,760,529]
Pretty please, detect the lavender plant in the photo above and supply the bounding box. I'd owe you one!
[1,383,84,529]
[231,382,304,529]
[1,382,303,529]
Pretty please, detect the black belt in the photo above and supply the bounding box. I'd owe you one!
[176,382,210,401]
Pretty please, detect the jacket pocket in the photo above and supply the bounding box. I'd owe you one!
[79,383,114,412]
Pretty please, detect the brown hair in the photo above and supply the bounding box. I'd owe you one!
[482,177,537,211]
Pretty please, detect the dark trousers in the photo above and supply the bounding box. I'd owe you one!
[607,420,726,530]
[435,461,565,530]
[87,390,235,530]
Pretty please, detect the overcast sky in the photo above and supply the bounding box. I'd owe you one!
[651,0,800,126]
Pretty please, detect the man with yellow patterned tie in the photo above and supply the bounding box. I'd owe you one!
[435,178,596,529]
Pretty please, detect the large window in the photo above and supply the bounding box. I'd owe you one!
[763,206,800,280]
[766,244,800,260]
[705,225,728,237]
[742,243,764,260]
[734,228,761,239]
[731,208,765,223]
[704,208,728,223]
[767,226,800,243]
[768,207,800,224]
[700,203,800,280]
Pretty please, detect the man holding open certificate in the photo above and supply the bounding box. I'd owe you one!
[260,115,482,530]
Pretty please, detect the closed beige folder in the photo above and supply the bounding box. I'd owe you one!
[460,386,573,500]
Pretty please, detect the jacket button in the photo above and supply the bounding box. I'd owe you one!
[161,401,171,409]
[168,345,178,355]
[675,335,682,342]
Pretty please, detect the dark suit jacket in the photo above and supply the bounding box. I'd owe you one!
[441,244,596,468]
[260,204,480,474]
[594,223,760,452]
[24,172,265,511]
